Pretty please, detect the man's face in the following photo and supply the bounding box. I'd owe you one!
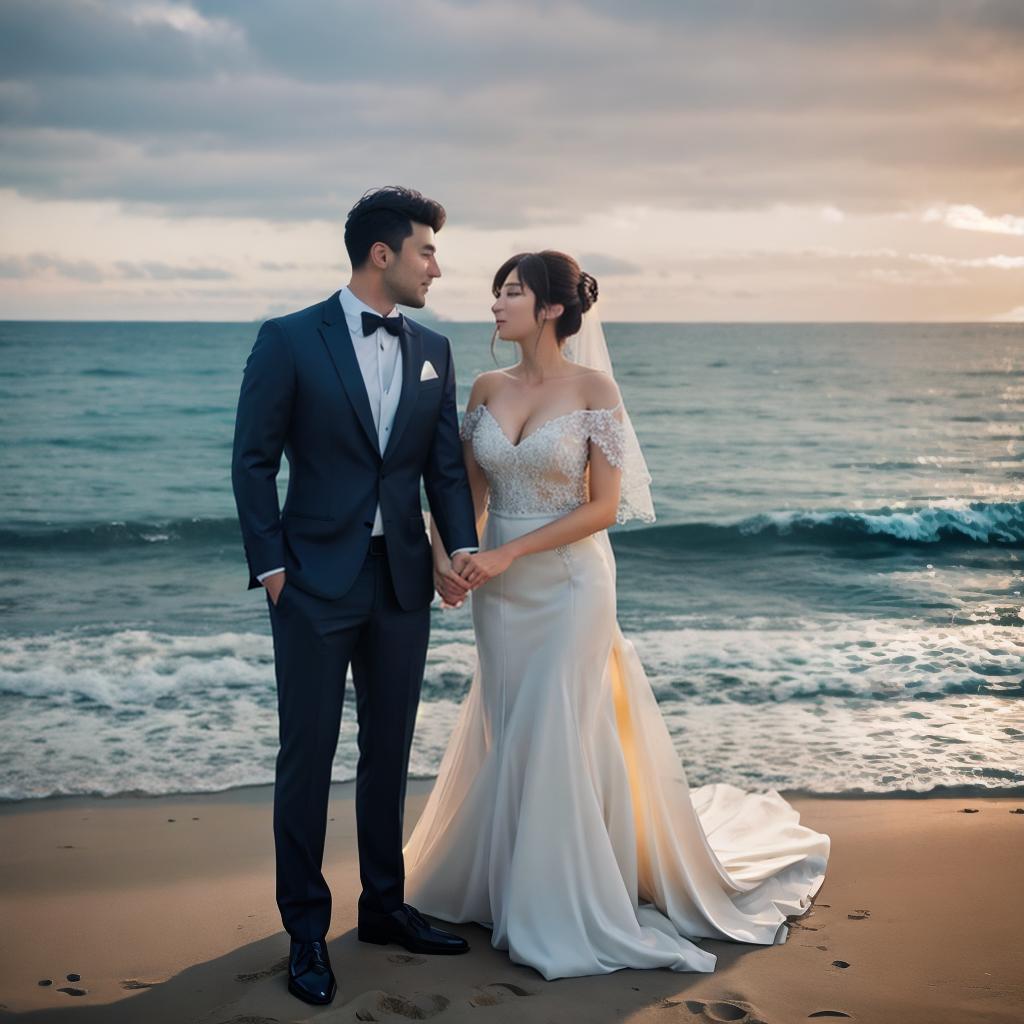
[381,222,441,309]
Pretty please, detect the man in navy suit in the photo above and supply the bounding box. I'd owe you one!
[231,187,479,1006]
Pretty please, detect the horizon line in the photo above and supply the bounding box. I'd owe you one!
[1,318,1021,327]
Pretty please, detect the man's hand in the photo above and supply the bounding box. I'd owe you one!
[263,572,286,606]
[450,550,475,578]
[434,555,472,609]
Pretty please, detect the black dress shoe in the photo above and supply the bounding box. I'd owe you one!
[287,937,337,1005]
[358,903,469,955]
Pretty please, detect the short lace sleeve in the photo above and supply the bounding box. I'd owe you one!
[585,402,627,468]
[585,399,655,524]
[459,404,486,442]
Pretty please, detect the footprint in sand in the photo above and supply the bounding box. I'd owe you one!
[831,960,850,969]
[1010,808,1024,814]
[468,981,534,1007]
[846,909,870,920]
[234,955,289,982]
[808,1013,852,1019]
[387,953,427,966]
[56,987,87,997]
[680,997,768,1023]
[787,921,820,931]
[959,808,979,813]
[120,979,156,990]
[350,990,451,1020]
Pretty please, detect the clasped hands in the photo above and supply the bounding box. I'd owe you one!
[434,548,515,609]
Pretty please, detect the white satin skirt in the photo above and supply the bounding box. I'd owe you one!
[403,509,830,980]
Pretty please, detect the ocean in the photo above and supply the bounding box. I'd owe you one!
[1,320,1021,802]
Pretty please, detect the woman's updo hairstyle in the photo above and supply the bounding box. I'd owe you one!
[492,250,599,342]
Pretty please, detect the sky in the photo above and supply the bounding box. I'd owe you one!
[1,0,1023,322]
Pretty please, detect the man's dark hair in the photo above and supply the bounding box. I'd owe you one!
[344,186,446,269]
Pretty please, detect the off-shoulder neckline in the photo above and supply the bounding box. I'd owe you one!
[467,401,624,449]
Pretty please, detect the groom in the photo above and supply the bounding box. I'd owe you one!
[231,186,479,1006]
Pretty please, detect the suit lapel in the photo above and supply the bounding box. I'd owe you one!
[318,291,380,456]
[383,317,422,461]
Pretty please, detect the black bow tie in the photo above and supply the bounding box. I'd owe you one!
[361,311,404,337]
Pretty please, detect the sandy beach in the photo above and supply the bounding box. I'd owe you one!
[1,782,1022,1024]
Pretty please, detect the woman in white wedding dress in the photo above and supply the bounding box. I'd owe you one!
[406,251,830,980]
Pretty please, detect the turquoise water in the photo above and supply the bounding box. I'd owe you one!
[1,320,1021,800]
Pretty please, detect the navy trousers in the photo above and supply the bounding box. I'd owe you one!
[266,539,431,942]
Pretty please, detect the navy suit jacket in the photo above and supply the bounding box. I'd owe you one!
[231,291,479,610]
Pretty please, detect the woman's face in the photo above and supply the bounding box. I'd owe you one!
[491,269,540,342]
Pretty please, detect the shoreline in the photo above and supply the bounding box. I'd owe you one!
[3,776,1023,813]
[2,783,1023,1022]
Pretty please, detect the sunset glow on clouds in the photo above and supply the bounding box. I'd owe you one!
[1,0,1022,321]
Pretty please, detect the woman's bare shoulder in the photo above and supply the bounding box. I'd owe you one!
[466,369,506,410]
[581,369,622,411]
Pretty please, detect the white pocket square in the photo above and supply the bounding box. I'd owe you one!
[420,360,439,382]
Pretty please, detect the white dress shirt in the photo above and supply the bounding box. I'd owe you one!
[257,287,476,582]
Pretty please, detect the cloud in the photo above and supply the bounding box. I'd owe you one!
[113,259,233,280]
[0,0,245,78]
[0,251,232,282]
[0,253,104,281]
[991,305,1024,322]
[584,0,1024,38]
[577,253,642,276]
[2,1,1023,225]
[923,204,1024,236]
[906,251,1024,269]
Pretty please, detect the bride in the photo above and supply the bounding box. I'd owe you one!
[407,250,830,980]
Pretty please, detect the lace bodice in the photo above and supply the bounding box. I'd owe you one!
[459,402,629,519]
